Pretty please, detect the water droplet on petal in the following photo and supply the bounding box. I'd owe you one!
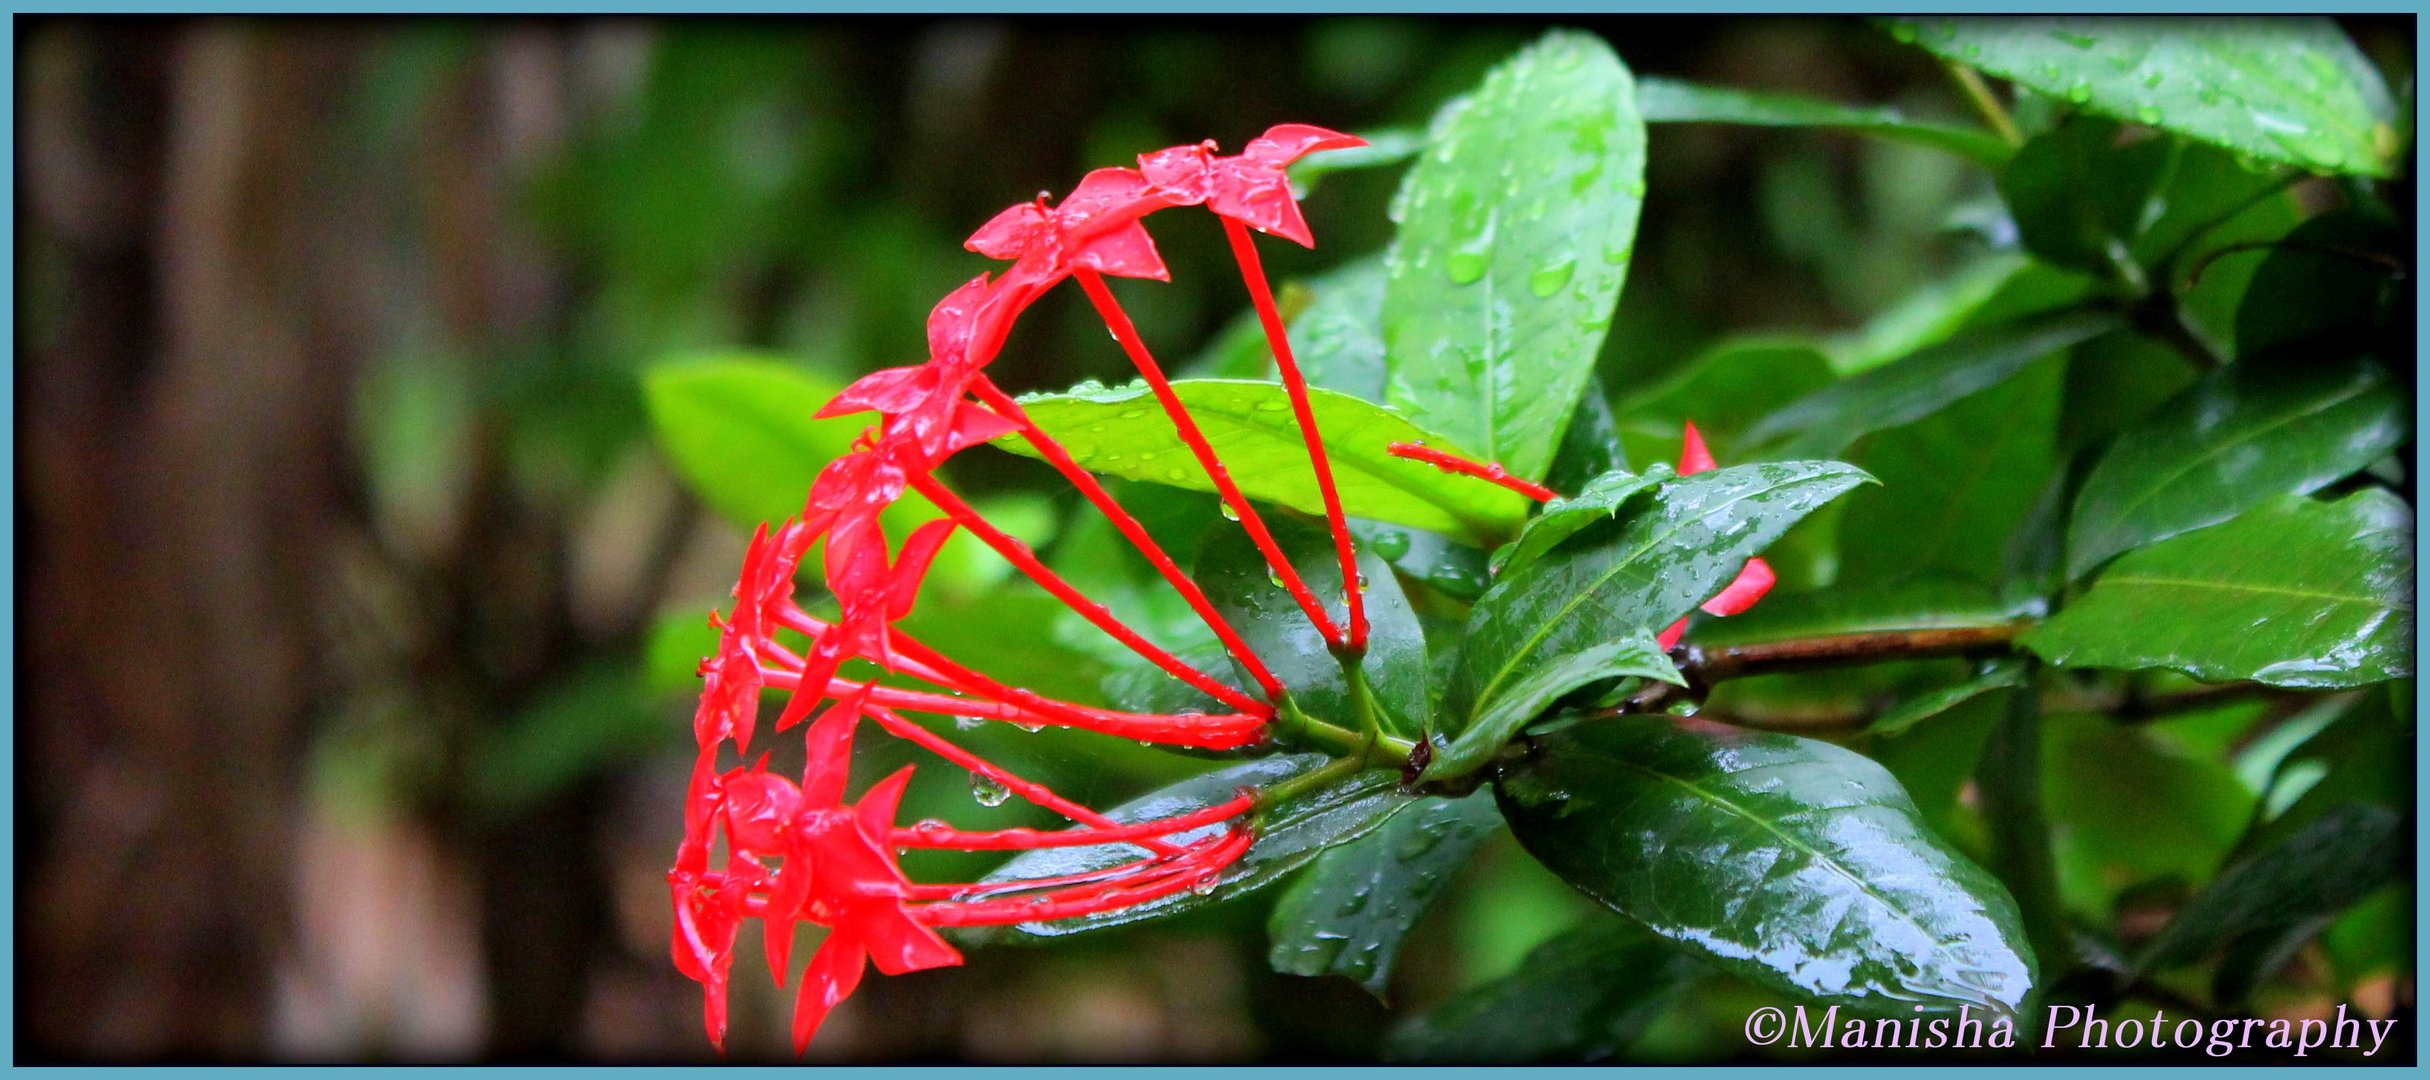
[969,773,1012,807]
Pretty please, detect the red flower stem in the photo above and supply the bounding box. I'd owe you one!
[902,470,1263,715]
[1386,441,1560,502]
[1220,217,1368,652]
[898,830,1236,901]
[863,705,1181,855]
[881,629,1267,750]
[1071,267,1347,647]
[916,828,1254,926]
[892,793,1252,850]
[970,379,1290,702]
[754,650,1259,748]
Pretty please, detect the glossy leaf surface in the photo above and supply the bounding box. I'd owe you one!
[973,755,1413,940]
[1383,917,1699,1062]
[2067,356,2407,579]
[1890,16,2400,177]
[1497,715,2037,1016]
[1382,30,1647,483]
[1196,521,1430,738]
[1266,792,1502,998]
[2026,491,2414,688]
[1429,632,1678,780]
[1637,76,2012,166]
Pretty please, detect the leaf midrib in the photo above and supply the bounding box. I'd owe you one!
[2093,573,2408,611]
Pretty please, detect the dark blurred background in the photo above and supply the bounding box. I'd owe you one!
[17,15,2407,1063]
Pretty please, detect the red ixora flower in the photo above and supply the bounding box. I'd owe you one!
[671,125,1383,1054]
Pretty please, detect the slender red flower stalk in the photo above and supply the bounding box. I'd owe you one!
[1387,441,1563,502]
[1222,217,1369,650]
[671,124,1385,1054]
[1074,268,1347,645]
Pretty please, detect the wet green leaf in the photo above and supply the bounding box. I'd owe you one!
[1428,632,1679,780]
[1889,17,2399,177]
[2067,356,2407,579]
[1453,462,1873,721]
[1637,76,2014,166]
[1488,465,1673,582]
[971,755,1413,941]
[1000,378,1529,543]
[1614,338,1835,463]
[1497,715,2037,1016]
[1195,520,1430,739]
[2026,491,2414,688]
[1690,575,2023,647]
[1267,791,1503,999]
[1383,916,1699,1062]
[1742,311,2118,458]
[1382,30,1647,483]
[1351,520,1492,604]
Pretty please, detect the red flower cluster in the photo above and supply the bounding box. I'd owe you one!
[670,125,1375,1054]
[670,122,1777,1056]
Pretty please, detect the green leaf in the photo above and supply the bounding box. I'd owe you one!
[1997,116,2175,274]
[643,358,861,527]
[1871,659,2031,736]
[1614,338,1835,460]
[1637,76,2015,167]
[1195,520,1430,739]
[1488,465,1673,582]
[1267,792,1503,999]
[2025,491,2414,688]
[1543,373,1629,496]
[1889,17,2400,177]
[1381,30,1648,483]
[969,755,1413,941]
[2067,356,2407,580]
[998,378,1529,543]
[1352,521,1492,604]
[1498,715,2037,1016]
[1453,462,1874,722]
[1428,632,1679,780]
[1383,916,1700,1063]
[1838,358,2063,586]
[1194,256,1393,400]
[1742,311,2119,458]
[2137,804,2404,975]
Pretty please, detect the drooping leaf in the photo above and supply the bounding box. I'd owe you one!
[1636,76,2014,167]
[1488,464,1673,582]
[969,755,1413,940]
[1382,30,1647,483]
[1836,357,2063,586]
[1453,462,1873,721]
[1195,520,1430,739]
[1497,715,2038,1016]
[1428,632,1679,780]
[1871,659,2031,736]
[2026,491,2414,688]
[1382,916,1700,1063]
[999,378,1530,542]
[2137,804,2405,976]
[1889,16,2400,177]
[1267,791,1503,999]
[1742,311,2119,458]
[1996,115,2175,275]
[2066,356,2407,580]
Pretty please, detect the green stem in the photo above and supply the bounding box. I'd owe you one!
[1946,61,2023,148]
[1270,694,1412,771]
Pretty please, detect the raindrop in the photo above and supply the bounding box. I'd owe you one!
[1528,258,1576,298]
[955,715,986,731]
[969,773,1012,807]
[1220,502,1242,522]
[1190,874,1220,897]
